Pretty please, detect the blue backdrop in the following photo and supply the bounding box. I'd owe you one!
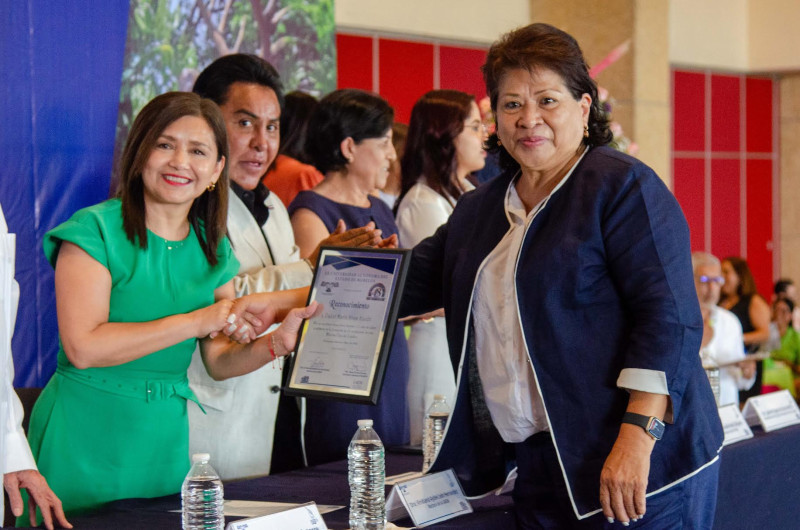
[0,1,130,386]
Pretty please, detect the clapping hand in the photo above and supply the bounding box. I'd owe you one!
[308,219,385,267]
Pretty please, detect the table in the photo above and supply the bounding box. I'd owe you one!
[6,424,800,528]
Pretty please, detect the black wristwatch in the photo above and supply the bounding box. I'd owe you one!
[621,412,665,441]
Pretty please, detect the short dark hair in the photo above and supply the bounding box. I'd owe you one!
[775,296,795,313]
[775,278,795,297]
[482,23,612,168]
[305,89,394,174]
[398,90,475,210]
[279,91,319,164]
[116,92,229,266]
[193,53,285,110]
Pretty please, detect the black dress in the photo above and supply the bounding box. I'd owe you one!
[728,294,762,399]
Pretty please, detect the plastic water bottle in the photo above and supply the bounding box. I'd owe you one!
[182,453,224,530]
[348,419,386,530]
[422,394,450,472]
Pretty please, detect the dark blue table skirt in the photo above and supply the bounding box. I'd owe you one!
[5,453,513,529]
[6,424,800,528]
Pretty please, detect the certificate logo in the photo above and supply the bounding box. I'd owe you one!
[320,280,339,293]
[366,283,386,301]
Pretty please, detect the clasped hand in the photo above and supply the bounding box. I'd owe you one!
[200,294,321,353]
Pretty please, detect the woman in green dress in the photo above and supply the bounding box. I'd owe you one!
[21,92,316,523]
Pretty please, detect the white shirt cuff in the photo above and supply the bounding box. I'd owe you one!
[616,368,674,423]
[4,430,36,473]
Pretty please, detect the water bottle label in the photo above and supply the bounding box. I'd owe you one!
[225,501,328,530]
[385,469,473,527]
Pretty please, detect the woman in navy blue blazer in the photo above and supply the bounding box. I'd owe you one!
[400,23,723,528]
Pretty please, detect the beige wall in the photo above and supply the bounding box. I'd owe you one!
[750,0,800,71]
[336,0,800,71]
[669,0,800,71]
[335,0,528,44]
[668,0,748,70]
[780,76,800,286]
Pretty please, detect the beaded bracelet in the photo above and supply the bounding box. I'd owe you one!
[269,333,278,365]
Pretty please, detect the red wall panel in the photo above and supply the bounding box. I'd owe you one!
[378,39,434,123]
[710,159,740,258]
[746,78,773,153]
[336,34,373,91]
[673,157,705,251]
[746,159,773,296]
[710,75,740,152]
[673,71,705,152]
[440,45,487,100]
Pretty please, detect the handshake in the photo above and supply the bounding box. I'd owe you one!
[200,287,319,358]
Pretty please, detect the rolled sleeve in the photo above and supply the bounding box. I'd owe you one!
[617,368,673,422]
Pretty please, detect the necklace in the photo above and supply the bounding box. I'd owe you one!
[162,238,185,251]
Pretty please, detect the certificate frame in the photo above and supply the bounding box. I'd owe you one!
[284,246,411,404]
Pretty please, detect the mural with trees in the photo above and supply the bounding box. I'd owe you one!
[113,0,335,180]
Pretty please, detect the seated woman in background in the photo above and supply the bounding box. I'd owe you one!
[21,92,316,520]
[375,122,408,209]
[394,89,486,445]
[763,297,800,397]
[288,89,410,465]
[719,256,771,400]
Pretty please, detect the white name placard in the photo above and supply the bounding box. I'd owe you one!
[385,469,472,527]
[225,502,327,530]
[718,403,753,445]
[741,390,800,432]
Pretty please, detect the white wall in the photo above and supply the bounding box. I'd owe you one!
[335,0,529,44]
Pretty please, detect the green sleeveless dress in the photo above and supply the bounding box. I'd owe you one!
[20,199,238,519]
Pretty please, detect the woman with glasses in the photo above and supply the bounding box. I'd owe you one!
[693,252,756,406]
[394,89,486,445]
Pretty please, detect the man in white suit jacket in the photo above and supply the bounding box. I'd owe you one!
[1,204,70,528]
[187,55,380,480]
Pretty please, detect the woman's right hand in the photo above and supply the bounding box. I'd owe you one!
[193,299,236,339]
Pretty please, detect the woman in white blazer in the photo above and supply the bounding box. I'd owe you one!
[394,90,487,445]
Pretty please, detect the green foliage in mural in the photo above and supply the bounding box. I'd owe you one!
[113,0,335,184]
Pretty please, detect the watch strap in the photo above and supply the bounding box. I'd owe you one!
[621,412,664,440]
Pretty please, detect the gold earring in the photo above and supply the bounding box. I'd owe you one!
[496,139,502,146]
[207,182,216,192]
[583,125,589,138]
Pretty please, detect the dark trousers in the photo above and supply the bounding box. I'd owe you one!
[512,432,720,529]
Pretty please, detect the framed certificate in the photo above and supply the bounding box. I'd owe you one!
[284,246,411,404]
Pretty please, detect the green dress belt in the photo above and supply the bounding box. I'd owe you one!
[56,365,206,412]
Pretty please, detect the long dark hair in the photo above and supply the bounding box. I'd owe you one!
[396,90,475,211]
[482,23,612,169]
[723,256,760,298]
[116,92,229,266]
[279,91,318,164]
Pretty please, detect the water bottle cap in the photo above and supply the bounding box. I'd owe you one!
[191,453,211,463]
[357,419,373,428]
[434,394,446,401]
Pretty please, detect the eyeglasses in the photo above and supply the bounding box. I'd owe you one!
[697,275,725,285]
[466,122,488,135]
